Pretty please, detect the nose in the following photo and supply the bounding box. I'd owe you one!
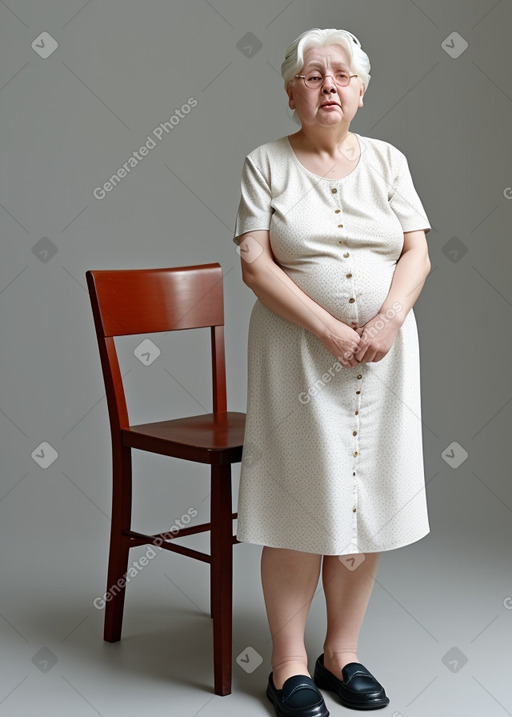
[321,75,337,93]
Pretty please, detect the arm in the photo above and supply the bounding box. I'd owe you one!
[354,229,431,363]
[237,230,363,366]
[379,229,431,324]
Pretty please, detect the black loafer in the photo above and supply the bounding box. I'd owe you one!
[266,672,330,717]
[314,654,389,710]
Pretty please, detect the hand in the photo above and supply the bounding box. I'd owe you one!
[350,313,401,364]
[318,319,363,368]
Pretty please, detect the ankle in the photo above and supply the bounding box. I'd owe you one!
[322,647,359,676]
[272,657,310,690]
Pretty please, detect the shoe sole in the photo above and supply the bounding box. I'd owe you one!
[314,674,389,711]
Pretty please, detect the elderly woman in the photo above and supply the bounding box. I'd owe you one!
[233,27,431,716]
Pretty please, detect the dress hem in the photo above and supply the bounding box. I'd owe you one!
[234,528,431,556]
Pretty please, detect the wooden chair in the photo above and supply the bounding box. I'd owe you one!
[85,263,246,696]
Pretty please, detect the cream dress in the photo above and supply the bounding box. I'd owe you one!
[232,133,432,556]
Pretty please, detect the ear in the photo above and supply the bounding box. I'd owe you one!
[358,83,365,107]
[286,83,295,109]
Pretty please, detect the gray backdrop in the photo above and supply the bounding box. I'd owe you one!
[1,1,511,716]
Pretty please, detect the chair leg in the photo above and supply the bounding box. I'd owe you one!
[104,444,132,643]
[210,463,233,696]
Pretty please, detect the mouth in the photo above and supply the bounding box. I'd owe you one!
[320,102,340,108]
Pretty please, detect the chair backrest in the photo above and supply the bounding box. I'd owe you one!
[86,263,227,432]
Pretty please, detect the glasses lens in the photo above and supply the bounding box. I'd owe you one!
[305,72,350,89]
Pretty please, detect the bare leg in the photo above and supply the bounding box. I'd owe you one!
[261,546,322,689]
[322,552,380,677]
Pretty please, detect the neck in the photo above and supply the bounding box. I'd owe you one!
[295,123,353,157]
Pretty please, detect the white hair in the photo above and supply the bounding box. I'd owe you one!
[281,28,371,125]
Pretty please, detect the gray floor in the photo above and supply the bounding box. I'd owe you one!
[1,491,511,717]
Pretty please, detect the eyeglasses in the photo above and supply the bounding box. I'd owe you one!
[295,71,358,90]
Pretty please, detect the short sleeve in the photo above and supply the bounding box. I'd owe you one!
[233,155,273,245]
[388,153,431,235]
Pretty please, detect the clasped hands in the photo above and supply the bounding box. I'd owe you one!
[320,312,401,368]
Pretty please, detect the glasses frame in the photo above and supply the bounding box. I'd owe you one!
[295,72,358,89]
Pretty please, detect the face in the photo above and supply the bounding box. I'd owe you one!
[287,44,365,129]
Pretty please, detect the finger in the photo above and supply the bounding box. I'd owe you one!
[355,345,368,361]
[364,350,378,363]
[338,355,352,368]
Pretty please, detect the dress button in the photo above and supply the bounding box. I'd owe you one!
[356,390,361,394]
[343,252,350,258]
[346,273,352,278]
[338,224,344,228]
[348,298,355,303]
[353,430,357,436]
[331,188,338,193]
[353,451,358,457]
[352,507,357,513]
[338,240,343,244]
[354,410,359,415]
[357,374,362,379]
[335,209,341,213]
[353,471,356,476]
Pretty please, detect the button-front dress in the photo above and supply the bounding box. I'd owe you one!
[232,133,432,556]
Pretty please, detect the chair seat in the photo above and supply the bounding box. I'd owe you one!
[122,410,246,464]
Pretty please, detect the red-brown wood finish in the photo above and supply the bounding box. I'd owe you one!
[85,263,245,696]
